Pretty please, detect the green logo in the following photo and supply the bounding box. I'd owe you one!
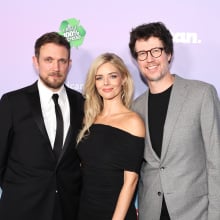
[59,18,86,48]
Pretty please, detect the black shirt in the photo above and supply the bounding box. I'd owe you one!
[148,85,172,220]
[148,86,172,158]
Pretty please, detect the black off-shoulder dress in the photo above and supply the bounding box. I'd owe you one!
[77,124,144,220]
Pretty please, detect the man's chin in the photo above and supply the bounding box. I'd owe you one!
[44,81,64,91]
[147,74,165,82]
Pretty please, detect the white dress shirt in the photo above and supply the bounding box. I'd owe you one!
[37,79,70,148]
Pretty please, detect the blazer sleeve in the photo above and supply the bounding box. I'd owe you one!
[200,85,220,219]
[0,94,14,187]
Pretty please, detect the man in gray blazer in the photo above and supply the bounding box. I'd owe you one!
[129,22,220,220]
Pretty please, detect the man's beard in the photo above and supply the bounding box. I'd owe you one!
[39,74,65,90]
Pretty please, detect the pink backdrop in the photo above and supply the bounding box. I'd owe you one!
[0,0,219,197]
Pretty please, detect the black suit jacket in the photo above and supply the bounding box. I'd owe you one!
[0,82,84,220]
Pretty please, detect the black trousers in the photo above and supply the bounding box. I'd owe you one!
[160,197,171,220]
[53,194,63,220]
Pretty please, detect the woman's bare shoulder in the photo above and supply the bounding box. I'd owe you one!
[120,111,146,137]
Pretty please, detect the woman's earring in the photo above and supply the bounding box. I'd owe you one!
[121,86,125,101]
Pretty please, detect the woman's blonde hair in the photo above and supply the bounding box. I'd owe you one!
[77,52,134,143]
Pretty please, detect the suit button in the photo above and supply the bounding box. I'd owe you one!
[56,190,58,193]
[157,192,162,196]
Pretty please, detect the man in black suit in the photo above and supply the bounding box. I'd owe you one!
[0,32,84,220]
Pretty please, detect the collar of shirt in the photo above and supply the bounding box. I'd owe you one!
[37,79,70,147]
[37,79,66,106]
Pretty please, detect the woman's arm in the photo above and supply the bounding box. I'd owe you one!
[112,170,138,220]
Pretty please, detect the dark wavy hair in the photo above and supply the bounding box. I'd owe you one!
[129,22,173,61]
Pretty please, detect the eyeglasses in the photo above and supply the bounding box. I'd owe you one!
[136,47,164,61]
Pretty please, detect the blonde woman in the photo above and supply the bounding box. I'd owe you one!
[77,53,145,220]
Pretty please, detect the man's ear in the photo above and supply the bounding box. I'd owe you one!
[32,56,39,70]
[68,59,72,72]
[168,53,172,63]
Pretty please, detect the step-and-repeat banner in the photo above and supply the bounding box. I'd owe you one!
[0,0,219,198]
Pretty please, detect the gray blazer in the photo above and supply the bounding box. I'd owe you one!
[133,75,220,220]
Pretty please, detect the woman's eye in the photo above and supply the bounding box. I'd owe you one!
[95,76,102,80]
[110,74,118,79]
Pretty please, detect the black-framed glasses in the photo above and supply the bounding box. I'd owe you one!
[136,47,164,61]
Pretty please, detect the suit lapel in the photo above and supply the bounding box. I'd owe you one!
[27,83,82,165]
[160,75,188,161]
[27,82,51,145]
[58,126,74,161]
[143,90,161,163]
[57,87,78,163]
